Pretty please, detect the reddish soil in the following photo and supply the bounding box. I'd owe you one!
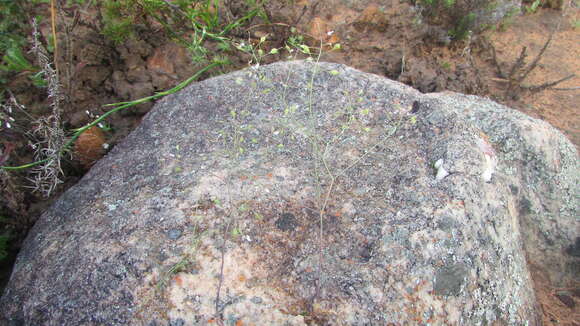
[484,7,579,148]
[1,0,578,323]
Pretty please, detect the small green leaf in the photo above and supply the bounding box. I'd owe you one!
[269,48,279,54]
[329,70,340,76]
[238,203,249,212]
[1,47,34,72]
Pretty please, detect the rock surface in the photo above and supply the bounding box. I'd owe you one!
[1,61,578,325]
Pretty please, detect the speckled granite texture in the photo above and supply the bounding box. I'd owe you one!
[1,61,577,325]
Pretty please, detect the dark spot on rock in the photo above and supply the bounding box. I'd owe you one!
[167,228,182,240]
[275,213,297,232]
[543,232,555,246]
[358,243,374,262]
[565,237,580,257]
[509,184,519,195]
[6,319,25,326]
[518,197,532,216]
[555,292,575,308]
[169,318,185,326]
[434,263,468,296]
[411,101,421,114]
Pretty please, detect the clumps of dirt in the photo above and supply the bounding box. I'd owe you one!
[74,125,106,169]
[64,27,204,145]
[272,0,489,96]
[529,263,580,326]
[353,3,389,33]
[395,54,488,94]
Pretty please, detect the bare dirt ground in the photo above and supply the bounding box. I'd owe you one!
[484,8,579,148]
[1,0,578,323]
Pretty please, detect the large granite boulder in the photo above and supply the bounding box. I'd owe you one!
[1,61,577,325]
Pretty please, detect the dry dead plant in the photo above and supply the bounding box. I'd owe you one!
[26,19,68,197]
[483,0,578,100]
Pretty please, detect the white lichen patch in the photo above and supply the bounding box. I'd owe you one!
[189,162,304,205]
[434,159,449,180]
[476,136,497,182]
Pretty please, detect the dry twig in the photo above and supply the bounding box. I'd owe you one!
[483,3,578,99]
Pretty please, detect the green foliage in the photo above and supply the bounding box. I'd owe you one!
[496,6,518,32]
[0,232,9,261]
[443,0,456,7]
[100,0,266,63]
[448,12,476,41]
[0,1,27,53]
[0,46,35,72]
[415,0,493,41]
[525,0,541,14]
[0,44,45,87]
[0,214,9,262]
[0,1,48,87]
[101,0,137,43]
[440,60,452,70]
[0,0,47,50]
